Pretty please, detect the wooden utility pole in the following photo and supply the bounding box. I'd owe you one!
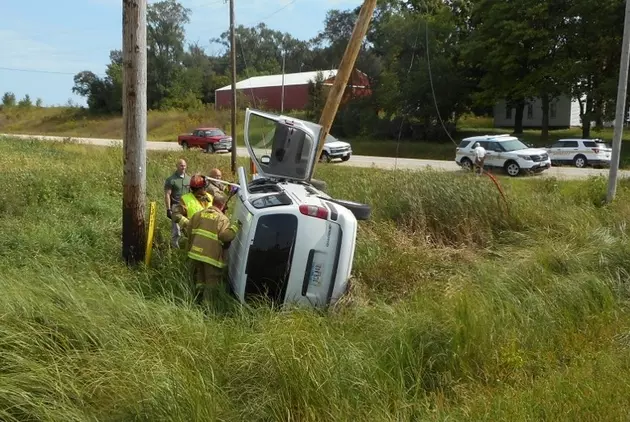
[606,0,630,203]
[313,0,377,169]
[122,0,147,265]
[229,0,237,174]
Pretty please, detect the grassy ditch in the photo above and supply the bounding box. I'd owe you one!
[1,135,630,420]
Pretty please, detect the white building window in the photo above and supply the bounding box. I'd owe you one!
[550,102,557,119]
[527,104,533,119]
[505,105,512,119]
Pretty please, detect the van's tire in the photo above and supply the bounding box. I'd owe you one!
[327,198,371,220]
[181,141,188,150]
[310,178,328,192]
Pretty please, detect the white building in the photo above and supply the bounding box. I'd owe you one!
[493,95,582,129]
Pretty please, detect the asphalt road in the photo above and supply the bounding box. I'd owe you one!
[2,132,628,180]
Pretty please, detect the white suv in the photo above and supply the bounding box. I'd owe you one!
[546,138,612,168]
[226,108,371,308]
[455,134,551,176]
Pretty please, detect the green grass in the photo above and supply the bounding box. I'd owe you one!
[2,135,630,420]
[6,107,630,168]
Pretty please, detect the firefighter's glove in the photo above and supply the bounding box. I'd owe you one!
[167,209,172,219]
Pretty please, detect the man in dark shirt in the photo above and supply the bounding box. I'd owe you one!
[164,159,191,248]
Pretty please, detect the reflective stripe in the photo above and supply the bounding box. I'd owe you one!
[228,224,239,233]
[187,252,225,268]
[191,228,223,245]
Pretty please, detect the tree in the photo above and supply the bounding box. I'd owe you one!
[18,94,32,108]
[35,98,43,107]
[2,92,16,107]
[563,0,625,138]
[370,3,474,138]
[464,0,572,138]
[146,0,191,109]
[305,71,326,121]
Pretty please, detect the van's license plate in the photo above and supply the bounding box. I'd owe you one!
[310,263,323,287]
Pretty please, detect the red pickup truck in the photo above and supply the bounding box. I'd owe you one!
[177,127,233,153]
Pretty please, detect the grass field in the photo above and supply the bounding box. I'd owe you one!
[2,134,630,420]
[4,106,630,167]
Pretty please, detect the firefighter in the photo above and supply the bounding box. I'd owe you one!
[185,192,241,304]
[171,174,213,230]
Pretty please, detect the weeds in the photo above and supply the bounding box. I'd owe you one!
[1,136,630,420]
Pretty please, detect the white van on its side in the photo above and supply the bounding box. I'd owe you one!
[226,108,371,308]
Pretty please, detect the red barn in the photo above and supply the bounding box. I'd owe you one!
[214,69,371,112]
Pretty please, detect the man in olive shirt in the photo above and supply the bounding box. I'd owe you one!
[164,159,191,248]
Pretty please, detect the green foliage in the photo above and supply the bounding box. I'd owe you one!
[17,94,32,108]
[305,71,326,121]
[2,91,16,107]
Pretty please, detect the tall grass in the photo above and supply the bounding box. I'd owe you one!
[1,135,630,420]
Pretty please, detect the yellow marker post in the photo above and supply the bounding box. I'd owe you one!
[144,201,157,266]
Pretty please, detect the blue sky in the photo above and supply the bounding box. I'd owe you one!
[0,0,362,107]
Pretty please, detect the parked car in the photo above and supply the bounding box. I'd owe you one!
[455,134,551,177]
[320,134,352,163]
[545,138,612,168]
[226,108,371,309]
[177,127,232,153]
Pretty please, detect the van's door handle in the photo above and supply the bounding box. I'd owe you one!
[301,249,316,296]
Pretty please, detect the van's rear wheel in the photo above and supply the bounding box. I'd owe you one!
[326,198,371,220]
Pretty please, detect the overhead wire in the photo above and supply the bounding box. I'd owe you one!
[233,0,300,109]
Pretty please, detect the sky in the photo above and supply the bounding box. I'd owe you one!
[0,0,362,107]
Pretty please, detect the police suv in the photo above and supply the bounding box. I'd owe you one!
[455,134,551,177]
[545,138,612,168]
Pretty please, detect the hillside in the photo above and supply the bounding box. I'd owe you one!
[1,134,630,420]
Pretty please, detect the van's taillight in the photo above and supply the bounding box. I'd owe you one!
[299,204,328,219]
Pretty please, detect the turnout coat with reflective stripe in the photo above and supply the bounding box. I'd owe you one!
[185,206,239,268]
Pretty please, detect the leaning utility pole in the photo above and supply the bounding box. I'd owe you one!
[229,0,238,174]
[313,0,377,169]
[122,0,147,264]
[606,0,630,203]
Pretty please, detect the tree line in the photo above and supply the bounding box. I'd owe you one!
[23,0,630,141]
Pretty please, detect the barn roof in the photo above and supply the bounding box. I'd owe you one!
[215,69,338,91]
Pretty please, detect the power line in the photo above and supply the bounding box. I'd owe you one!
[243,0,298,26]
[0,66,82,76]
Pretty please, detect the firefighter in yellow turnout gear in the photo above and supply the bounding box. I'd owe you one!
[172,174,213,230]
[185,192,240,304]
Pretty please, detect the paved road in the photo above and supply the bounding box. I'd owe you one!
[2,132,628,180]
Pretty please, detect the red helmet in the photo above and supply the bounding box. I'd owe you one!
[190,175,205,189]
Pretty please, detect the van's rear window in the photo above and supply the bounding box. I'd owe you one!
[245,214,298,303]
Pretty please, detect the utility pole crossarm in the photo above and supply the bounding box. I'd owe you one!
[313,0,377,172]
